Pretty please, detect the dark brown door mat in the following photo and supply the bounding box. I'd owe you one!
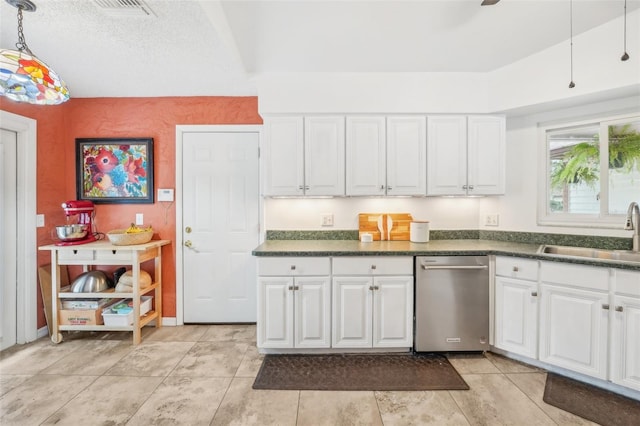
[252,353,469,391]
[543,373,640,426]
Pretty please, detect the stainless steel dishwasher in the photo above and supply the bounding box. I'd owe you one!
[414,256,489,352]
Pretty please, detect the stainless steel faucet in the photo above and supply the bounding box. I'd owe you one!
[626,201,640,252]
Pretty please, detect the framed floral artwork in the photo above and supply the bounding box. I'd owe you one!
[76,138,154,204]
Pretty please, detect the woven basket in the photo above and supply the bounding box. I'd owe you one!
[107,229,153,246]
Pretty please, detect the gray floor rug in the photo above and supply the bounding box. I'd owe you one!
[543,373,640,426]
[252,353,469,391]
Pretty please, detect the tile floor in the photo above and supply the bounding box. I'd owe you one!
[0,324,597,425]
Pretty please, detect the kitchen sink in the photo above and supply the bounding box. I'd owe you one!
[538,245,640,264]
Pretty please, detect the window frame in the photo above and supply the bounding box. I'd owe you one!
[537,112,640,228]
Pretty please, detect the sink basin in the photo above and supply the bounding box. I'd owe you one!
[538,245,640,264]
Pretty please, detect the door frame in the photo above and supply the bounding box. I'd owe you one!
[175,125,263,325]
[0,110,38,344]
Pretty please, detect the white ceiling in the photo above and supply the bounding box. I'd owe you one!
[0,0,638,98]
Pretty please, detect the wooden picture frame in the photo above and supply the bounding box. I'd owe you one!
[76,137,154,204]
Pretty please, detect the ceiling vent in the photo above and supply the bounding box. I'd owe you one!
[93,0,156,17]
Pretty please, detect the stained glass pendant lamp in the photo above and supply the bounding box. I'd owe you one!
[0,0,69,105]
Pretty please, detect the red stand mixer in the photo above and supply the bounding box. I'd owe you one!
[55,200,97,246]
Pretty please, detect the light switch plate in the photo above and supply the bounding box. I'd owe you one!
[157,188,174,202]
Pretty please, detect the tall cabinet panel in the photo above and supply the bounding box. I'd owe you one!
[304,116,345,196]
[386,116,427,196]
[346,116,386,195]
[426,116,467,195]
[262,117,304,196]
[467,115,506,195]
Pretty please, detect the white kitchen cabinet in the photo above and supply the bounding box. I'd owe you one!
[262,116,304,196]
[257,257,331,349]
[262,116,344,196]
[426,115,505,195]
[346,116,387,195]
[494,257,539,359]
[304,116,345,196]
[332,257,413,348]
[539,261,610,380]
[386,116,427,196]
[611,269,640,391]
[346,116,426,196]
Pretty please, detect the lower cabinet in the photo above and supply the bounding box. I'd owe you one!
[538,261,610,380]
[332,256,414,349]
[257,257,331,349]
[494,256,539,358]
[610,269,640,391]
[332,275,413,348]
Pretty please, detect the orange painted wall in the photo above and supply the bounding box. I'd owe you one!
[1,97,262,328]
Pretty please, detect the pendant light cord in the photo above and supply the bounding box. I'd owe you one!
[15,7,34,55]
[569,0,575,88]
[621,0,630,61]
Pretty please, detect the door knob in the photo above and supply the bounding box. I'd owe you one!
[184,240,193,248]
[185,226,192,233]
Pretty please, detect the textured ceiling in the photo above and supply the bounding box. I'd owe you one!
[0,0,638,98]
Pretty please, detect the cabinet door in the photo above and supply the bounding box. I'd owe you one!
[467,115,505,195]
[257,277,294,348]
[539,284,609,379]
[386,116,427,196]
[294,277,331,348]
[332,276,373,348]
[373,276,413,348]
[304,116,345,196]
[427,116,467,195]
[495,276,538,358]
[346,116,386,195]
[611,295,640,391]
[262,117,304,196]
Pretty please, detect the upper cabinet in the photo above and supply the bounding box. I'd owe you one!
[427,115,505,196]
[304,116,346,196]
[262,116,345,196]
[346,116,427,196]
[262,116,304,196]
[346,116,387,196]
[386,116,427,196]
[263,114,505,197]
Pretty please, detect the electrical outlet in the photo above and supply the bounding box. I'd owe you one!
[36,214,45,228]
[321,214,334,227]
[485,214,499,226]
[135,213,144,225]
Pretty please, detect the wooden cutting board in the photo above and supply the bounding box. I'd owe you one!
[358,213,413,241]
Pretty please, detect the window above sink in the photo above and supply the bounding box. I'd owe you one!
[538,113,640,228]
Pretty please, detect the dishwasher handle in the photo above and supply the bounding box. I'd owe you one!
[420,264,489,271]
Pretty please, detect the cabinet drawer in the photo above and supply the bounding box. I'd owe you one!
[332,257,413,275]
[495,256,538,281]
[258,257,330,276]
[614,269,640,297]
[95,250,133,262]
[540,261,609,291]
[57,249,95,261]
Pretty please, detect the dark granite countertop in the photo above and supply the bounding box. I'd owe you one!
[252,239,640,271]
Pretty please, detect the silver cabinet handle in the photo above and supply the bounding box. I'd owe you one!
[462,184,468,190]
[513,266,519,272]
[615,306,624,312]
[288,285,300,291]
[290,265,296,270]
[305,185,310,190]
[421,264,488,270]
[379,185,385,190]
[387,186,393,191]
[468,185,474,190]
[288,285,294,290]
[602,304,610,310]
[371,265,377,270]
[369,285,379,291]
[531,291,538,297]
[369,286,375,290]
[298,185,304,190]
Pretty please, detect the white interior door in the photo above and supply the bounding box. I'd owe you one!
[182,131,259,322]
[1,129,18,350]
